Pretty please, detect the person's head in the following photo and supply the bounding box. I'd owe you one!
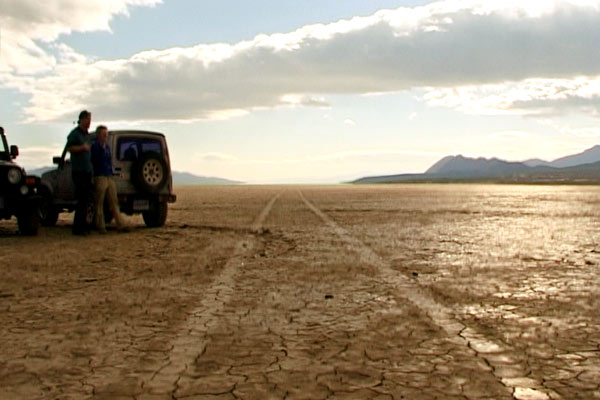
[78,110,91,132]
[95,125,108,145]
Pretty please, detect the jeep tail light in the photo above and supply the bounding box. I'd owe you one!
[25,177,36,185]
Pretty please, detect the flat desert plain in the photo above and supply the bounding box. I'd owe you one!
[1,184,599,400]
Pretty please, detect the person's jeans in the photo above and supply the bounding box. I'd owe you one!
[72,171,93,233]
[94,176,124,231]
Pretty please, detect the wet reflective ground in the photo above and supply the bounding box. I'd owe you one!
[303,184,600,397]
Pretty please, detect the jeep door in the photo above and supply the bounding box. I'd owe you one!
[53,162,76,202]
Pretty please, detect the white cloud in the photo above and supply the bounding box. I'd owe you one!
[4,0,600,122]
[0,0,161,73]
[423,77,600,116]
[15,144,63,168]
[560,126,600,137]
[343,119,356,126]
[195,152,239,162]
[490,130,530,140]
[280,94,330,108]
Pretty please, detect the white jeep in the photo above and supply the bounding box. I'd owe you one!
[40,130,176,228]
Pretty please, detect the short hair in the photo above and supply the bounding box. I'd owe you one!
[78,110,91,122]
[95,125,108,134]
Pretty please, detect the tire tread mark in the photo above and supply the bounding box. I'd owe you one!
[298,190,560,400]
[141,192,281,395]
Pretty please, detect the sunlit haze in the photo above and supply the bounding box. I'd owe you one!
[2,0,600,183]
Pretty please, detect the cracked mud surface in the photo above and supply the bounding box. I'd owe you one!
[1,185,599,399]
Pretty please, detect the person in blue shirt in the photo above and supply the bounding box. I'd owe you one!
[66,110,93,235]
[90,125,127,233]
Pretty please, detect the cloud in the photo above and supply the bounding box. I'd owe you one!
[560,126,600,137]
[195,152,239,162]
[15,145,63,168]
[5,0,600,122]
[343,119,356,126]
[0,0,161,73]
[423,76,600,116]
[490,130,530,140]
[280,94,330,108]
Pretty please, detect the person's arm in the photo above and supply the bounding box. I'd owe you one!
[68,143,90,153]
[66,131,90,154]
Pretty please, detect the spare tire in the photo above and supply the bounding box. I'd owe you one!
[131,152,169,193]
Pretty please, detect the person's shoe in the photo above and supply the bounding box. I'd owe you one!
[116,226,131,233]
[72,229,89,236]
[98,228,108,234]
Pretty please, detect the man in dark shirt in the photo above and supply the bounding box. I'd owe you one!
[91,125,126,233]
[66,110,93,235]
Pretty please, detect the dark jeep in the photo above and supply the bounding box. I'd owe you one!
[0,127,41,235]
[39,130,176,228]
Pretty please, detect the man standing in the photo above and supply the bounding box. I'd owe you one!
[66,110,93,235]
[91,125,127,233]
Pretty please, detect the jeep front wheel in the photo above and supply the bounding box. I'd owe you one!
[142,201,168,227]
[18,205,40,235]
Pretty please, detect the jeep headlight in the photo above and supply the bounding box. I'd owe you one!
[7,168,22,184]
[20,185,29,195]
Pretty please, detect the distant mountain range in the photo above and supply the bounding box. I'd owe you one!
[353,145,600,184]
[26,166,242,185]
[171,171,242,185]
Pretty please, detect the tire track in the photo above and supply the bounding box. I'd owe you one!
[298,190,560,400]
[116,193,281,397]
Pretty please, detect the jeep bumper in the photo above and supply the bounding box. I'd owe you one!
[117,193,176,215]
[0,193,41,220]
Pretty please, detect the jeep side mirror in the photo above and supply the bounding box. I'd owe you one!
[10,145,19,159]
[53,156,64,166]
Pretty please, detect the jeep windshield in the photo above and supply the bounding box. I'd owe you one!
[0,132,10,161]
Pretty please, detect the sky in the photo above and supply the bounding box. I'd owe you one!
[2,0,600,183]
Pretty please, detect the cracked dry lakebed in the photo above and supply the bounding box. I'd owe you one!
[0,184,599,399]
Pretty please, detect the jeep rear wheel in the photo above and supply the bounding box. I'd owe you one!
[143,201,167,227]
[132,152,169,193]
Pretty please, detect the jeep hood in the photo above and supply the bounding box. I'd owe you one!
[0,159,21,169]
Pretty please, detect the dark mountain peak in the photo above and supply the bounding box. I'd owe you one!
[353,144,600,184]
[551,145,600,168]
[523,158,551,168]
[425,154,531,178]
[425,155,461,174]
